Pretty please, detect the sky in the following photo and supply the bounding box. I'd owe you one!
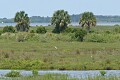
[0,0,120,18]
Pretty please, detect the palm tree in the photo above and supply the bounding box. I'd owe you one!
[79,12,96,32]
[51,10,70,33]
[14,11,30,32]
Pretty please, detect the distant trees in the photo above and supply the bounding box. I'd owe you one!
[30,16,50,23]
[14,11,30,32]
[51,10,70,33]
[79,12,96,32]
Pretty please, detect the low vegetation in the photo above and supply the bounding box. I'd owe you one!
[36,26,47,34]
[1,73,120,80]
[5,71,21,77]
[3,26,15,33]
[100,71,107,76]
[0,7,119,80]
[0,26,120,70]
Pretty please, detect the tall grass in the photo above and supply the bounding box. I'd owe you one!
[0,26,120,70]
[84,33,120,43]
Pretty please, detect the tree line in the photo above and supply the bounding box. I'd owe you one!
[12,10,95,33]
[1,14,120,23]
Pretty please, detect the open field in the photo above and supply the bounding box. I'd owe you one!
[0,26,120,70]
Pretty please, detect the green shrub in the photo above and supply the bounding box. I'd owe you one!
[85,33,120,43]
[3,26,15,33]
[113,27,120,33]
[36,27,47,34]
[74,29,87,41]
[64,28,82,33]
[104,30,111,34]
[30,30,35,33]
[85,33,104,42]
[100,71,106,76]
[5,71,21,77]
[72,28,78,33]
[64,27,73,33]
[32,70,39,76]
[0,30,3,35]
[114,24,119,26]
[89,29,96,33]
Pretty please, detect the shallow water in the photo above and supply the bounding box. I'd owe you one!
[0,22,120,27]
[0,70,120,78]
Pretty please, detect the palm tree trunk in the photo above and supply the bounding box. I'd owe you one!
[87,26,91,33]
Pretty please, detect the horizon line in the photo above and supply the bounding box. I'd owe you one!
[1,14,120,19]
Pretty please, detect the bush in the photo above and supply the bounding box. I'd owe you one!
[32,70,39,76]
[0,30,3,35]
[30,30,35,33]
[5,71,21,77]
[85,33,120,43]
[113,27,120,33]
[71,28,78,33]
[85,33,104,42]
[3,26,15,33]
[36,27,47,34]
[64,27,73,33]
[104,30,111,34]
[100,71,106,76]
[114,24,119,26]
[74,29,87,41]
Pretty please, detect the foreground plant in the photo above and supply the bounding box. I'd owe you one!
[100,71,106,76]
[5,71,21,77]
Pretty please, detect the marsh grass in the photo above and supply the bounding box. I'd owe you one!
[0,40,120,70]
[0,74,77,80]
[0,26,120,70]
[5,71,21,77]
[0,74,120,80]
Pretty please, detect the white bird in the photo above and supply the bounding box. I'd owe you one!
[91,55,92,58]
[54,46,58,49]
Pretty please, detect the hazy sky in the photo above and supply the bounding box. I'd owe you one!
[0,0,119,18]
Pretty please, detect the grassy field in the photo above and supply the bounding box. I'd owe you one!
[0,25,120,70]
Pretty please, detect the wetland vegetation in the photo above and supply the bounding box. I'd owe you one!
[0,10,120,80]
[0,25,120,70]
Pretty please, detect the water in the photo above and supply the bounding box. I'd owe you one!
[97,22,120,26]
[0,22,120,27]
[0,23,51,27]
[69,22,120,26]
[0,70,120,78]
